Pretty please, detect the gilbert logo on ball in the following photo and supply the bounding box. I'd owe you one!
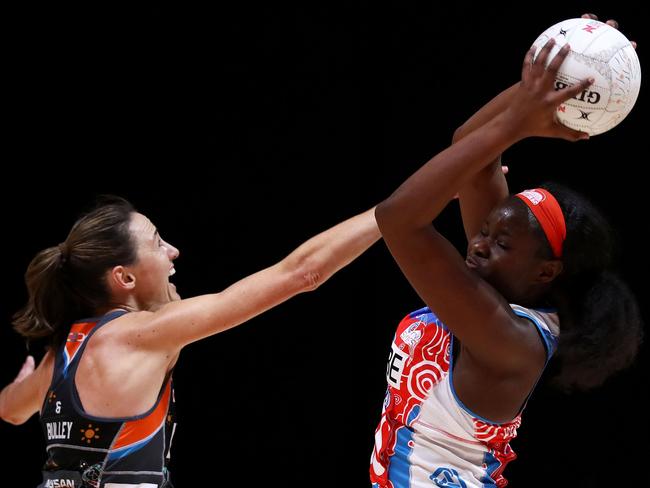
[532,18,641,135]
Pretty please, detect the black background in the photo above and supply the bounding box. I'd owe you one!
[1,2,647,486]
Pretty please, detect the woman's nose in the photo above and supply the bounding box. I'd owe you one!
[165,240,180,260]
[471,238,490,259]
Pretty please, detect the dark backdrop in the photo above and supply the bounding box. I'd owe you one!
[2,3,647,486]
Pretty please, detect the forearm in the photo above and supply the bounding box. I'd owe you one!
[284,206,380,290]
[0,353,51,425]
[130,208,380,349]
[453,82,520,143]
[451,85,519,239]
[377,114,520,232]
[457,161,509,239]
[0,381,37,425]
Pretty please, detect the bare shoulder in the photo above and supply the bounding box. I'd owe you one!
[454,314,549,420]
[91,310,156,345]
[91,293,235,353]
[79,311,174,383]
[465,312,548,378]
[511,314,548,372]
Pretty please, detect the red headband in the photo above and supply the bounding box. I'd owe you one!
[515,188,566,258]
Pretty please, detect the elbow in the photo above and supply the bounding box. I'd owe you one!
[301,268,323,293]
[295,260,324,293]
[374,199,391,230]
[375,199,402,238]
[1,414,27,426]
[282,257,324,294]
[452,125,465,144]
[0,393,27,426]
[0,405,27,426]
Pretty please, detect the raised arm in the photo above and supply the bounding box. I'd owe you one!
[454,83,519,241]
[375,41,591,368]
[120,206,380,352]
[454,12,636,243]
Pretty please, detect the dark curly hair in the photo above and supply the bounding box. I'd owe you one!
[530,182,643,391]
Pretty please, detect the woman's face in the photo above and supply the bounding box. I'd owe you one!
[465,199,556,304]
[127,212,181,310]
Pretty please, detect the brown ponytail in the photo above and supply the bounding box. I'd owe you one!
[13,196,138,348]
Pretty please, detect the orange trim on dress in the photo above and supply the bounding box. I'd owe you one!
[112,379,172,450]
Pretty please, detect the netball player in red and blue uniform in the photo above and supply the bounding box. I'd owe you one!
[371,26,643,487]
[0,198,380,487]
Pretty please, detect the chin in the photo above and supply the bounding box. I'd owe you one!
[168,284,181,301]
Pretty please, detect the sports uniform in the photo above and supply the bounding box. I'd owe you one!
[39,310,176,488]
[370,305,558,488]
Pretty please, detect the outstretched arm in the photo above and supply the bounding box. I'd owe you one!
[120,206,380,352]
[375,40,591,369]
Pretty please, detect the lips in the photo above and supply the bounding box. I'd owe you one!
[465,256,479,268]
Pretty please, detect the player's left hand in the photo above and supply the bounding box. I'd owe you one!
[504,38,593,142]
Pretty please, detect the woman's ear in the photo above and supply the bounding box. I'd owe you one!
[537,259,563,283]
[108,265,136,291]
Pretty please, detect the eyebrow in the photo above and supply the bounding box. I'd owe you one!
[485,220,513,236]
[487,221,513,237]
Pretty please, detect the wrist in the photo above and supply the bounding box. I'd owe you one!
[491,109,529,143]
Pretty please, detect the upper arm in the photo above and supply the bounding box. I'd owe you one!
[457,158,509,241]
[121,260,307,353]
[451,92,513,242]
[376,215,536,370]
